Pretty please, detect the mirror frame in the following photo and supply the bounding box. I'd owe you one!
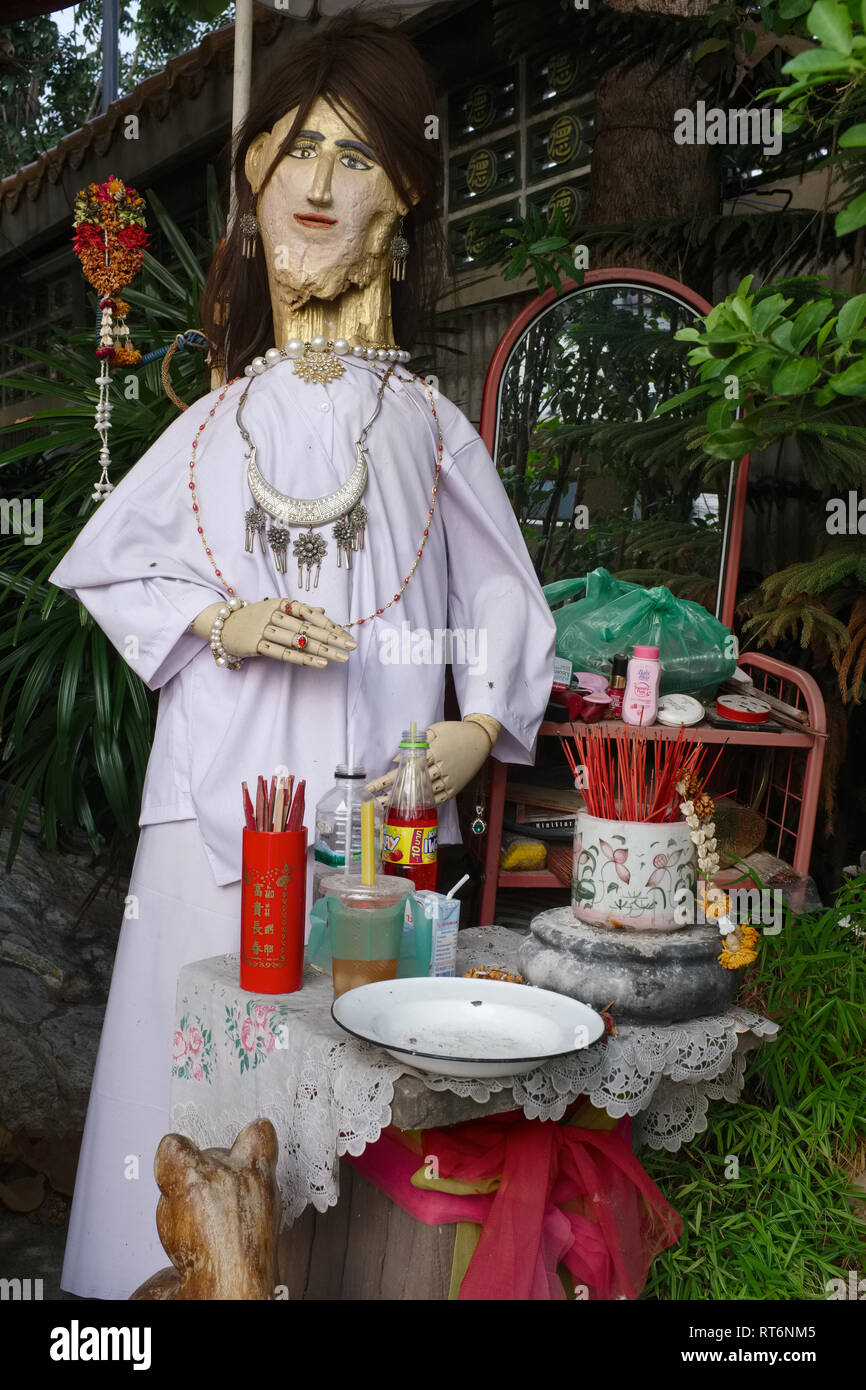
[479,267,749,629]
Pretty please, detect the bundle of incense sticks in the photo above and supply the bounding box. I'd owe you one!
[242,775,306,832]
[559,725,726,823]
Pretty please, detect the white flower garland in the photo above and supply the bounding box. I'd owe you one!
[677,782,728,930]
[676,780,758,965]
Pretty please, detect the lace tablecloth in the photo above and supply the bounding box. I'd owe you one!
[169,926,778,1225]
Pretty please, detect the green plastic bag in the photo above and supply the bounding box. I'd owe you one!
[543,567,736,696]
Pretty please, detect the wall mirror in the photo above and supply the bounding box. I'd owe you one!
[480,269,748,625]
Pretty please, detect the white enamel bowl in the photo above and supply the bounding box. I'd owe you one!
[331,976,605,1078]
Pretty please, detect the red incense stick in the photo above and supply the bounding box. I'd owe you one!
[242,771,309,833]
[563,725,723,823]
[272,777,285,834]
[287,779,306,831]
[241,781,256,832]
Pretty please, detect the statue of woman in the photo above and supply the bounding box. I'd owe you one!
[51,12,555,1299]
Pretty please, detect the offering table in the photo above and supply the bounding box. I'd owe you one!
[169,926,777,1299]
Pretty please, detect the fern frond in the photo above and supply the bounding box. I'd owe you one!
[757,542,866,601]
[742,594,851,662]
[837,596,866,701]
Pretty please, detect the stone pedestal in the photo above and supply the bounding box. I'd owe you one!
[519,907,736,1024]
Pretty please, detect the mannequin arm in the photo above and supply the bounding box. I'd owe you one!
[367,713,501,806]
[189,602,225,639]
[189,598,356,668]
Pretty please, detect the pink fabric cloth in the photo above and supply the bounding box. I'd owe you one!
[344,1112,682,1301]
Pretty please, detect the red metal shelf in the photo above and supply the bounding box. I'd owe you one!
[542,719,814,748]
[497,869,565,888]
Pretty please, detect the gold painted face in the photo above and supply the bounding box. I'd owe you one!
[245,96,406,307]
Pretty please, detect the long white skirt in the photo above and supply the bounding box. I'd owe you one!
[61,820,241,1300]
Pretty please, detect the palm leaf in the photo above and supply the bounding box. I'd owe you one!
[0,173,219,867]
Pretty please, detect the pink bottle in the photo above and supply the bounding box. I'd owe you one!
[622,645,661,726]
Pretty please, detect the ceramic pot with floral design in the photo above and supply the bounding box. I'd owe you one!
[572,811,695,931]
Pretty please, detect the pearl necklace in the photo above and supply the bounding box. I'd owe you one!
[245,337,411,387]
[188,369,443,630]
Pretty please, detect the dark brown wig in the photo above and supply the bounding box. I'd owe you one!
[200,7,447,380]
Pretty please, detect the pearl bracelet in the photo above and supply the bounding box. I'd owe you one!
[210,595,248,670]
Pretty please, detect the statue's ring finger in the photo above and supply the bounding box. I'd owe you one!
[269,613,341,649]
[271,610,355,650]
[293,633,349,662]
[263,623,320,653]
[257,639,326,668]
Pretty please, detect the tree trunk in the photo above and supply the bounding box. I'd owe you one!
[587,1,719,295]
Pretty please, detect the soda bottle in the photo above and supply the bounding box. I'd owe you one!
[382,725,438,891]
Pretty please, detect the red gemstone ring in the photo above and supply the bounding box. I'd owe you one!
[295,634,307,649]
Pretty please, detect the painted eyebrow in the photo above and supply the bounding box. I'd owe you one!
[292,131,377,163]
[334,139,378,163]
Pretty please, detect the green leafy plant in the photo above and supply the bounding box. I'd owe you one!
[643,274,866,707]
[643,877,866,1300]
[766,0,866,235]
[469,205,585,295]
[494,205,585,295]
[0,178,222,868]
[654,273,866,463]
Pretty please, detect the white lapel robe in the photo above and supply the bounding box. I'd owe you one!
[50,359,555,1297]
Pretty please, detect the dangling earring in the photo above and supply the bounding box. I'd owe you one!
[240,210,259,260]
[391,218,409,281]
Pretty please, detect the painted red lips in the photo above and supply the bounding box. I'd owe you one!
[293,213,338,227]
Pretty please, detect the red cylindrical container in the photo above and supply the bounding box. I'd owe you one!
[550,688,584,721]
[580,694,610,724]
[240,827,307,993]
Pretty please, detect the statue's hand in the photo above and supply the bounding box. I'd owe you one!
[366,716,500,807]
[193,599,356,668]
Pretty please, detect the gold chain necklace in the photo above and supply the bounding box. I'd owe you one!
[187,369,443,629]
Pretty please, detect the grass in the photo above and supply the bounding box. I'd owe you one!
[642,875,866,1300]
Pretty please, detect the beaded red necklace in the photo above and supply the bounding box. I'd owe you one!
[187,368,443,629]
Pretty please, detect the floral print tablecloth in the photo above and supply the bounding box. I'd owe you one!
[169,927,778,1226]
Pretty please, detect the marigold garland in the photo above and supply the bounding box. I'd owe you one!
[718,926,760,970]
[72,175,148,317]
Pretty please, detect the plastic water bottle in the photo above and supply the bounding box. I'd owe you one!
[312,764,382,901]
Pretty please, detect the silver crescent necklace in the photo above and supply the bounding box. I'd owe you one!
[235,363,392,589]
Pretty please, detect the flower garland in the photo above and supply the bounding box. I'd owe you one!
[72,176,149,501]
[72,175,148,310]
[677,775,759,971]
